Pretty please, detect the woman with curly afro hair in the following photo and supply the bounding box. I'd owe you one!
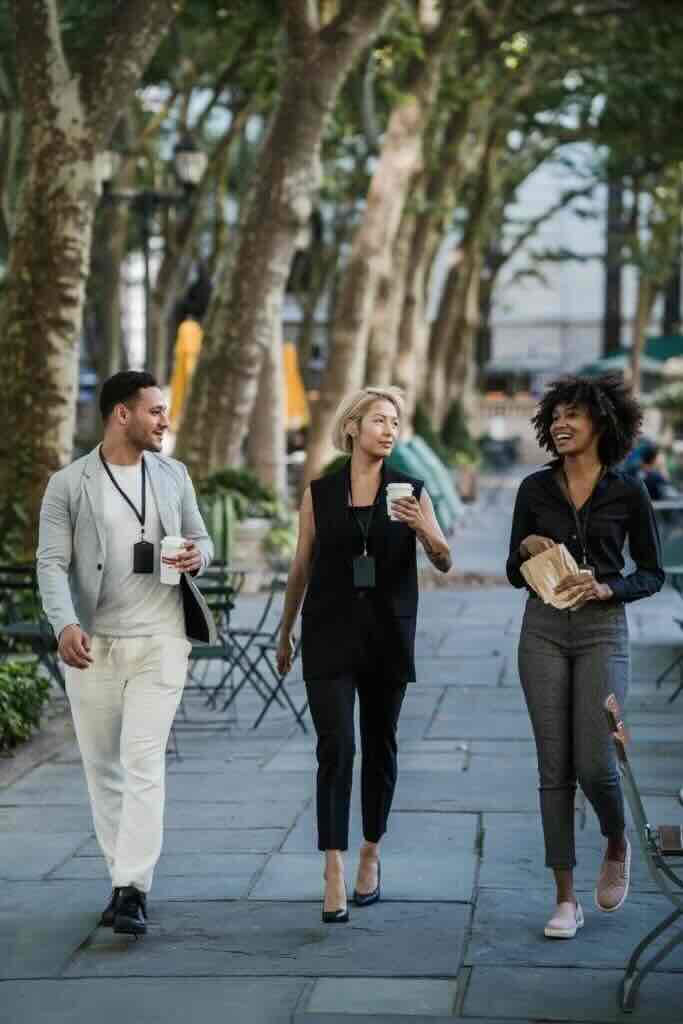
[507,374,664,940]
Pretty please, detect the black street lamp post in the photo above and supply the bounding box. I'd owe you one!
[96,136,208,371]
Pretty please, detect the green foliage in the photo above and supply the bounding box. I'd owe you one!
[441,400,479,462]
[263,510,297,566]
[413,402,451,464]
[197,467,278,520]
[0,659,50,753]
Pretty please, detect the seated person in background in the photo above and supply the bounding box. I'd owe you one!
[639,444,677,502]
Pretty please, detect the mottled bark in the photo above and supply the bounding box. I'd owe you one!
[303,11,459,485]
[603,176,624,356]
[0,0,180,556]
[246,331,287,498]
[364,208,416,385]
[175,0,393,490]
[425,133,502,429]
[630,274,657,397]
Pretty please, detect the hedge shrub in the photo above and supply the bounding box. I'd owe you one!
[0,660,51,753]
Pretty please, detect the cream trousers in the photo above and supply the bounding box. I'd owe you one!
[65,634,190,892]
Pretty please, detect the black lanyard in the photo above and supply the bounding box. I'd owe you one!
[561,466,604,568]
[348,471,381,556]
[99,447,147,537]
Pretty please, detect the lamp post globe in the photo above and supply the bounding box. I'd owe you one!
[174,135,208,188]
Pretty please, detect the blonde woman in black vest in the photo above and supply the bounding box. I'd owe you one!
[277,386,451,922]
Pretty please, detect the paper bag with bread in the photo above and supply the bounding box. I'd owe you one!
[520,543,587,609]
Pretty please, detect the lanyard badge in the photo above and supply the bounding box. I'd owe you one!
[349,471,379,590]
[99,448,154,574]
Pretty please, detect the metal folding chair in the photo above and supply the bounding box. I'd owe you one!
[206,575,288,713]
[652,501,683,702]
[604,694,683,1013]
[249,633,308,732]
[0,564,65,690]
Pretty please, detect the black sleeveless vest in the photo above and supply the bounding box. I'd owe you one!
[301,462,423,682]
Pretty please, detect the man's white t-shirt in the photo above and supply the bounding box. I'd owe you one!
[93,459,185,638]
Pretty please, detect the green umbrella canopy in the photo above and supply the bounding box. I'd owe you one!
[645,335,683,362]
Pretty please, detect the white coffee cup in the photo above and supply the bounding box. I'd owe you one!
[160,536,186,585]
[386,482,414,521]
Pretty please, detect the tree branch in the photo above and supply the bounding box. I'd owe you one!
[81,0,183,148]
[285,0,319,42]
[11,0,69,118]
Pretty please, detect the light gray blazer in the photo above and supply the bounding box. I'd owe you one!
[37,446,217,644]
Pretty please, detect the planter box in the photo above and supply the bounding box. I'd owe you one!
[232,518,272,592]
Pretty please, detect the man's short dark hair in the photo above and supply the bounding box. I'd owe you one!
[531,373,643,466]
[100,371,158,422]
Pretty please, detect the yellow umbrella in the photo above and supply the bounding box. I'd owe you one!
[284,341,309,429]
[169,317,203,431]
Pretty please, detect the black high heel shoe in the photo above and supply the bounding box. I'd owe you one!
[353,860,381,907]
[322,874,349,923]
[322,906,349,924]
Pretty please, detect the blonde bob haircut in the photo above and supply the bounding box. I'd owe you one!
[331,386,405,455]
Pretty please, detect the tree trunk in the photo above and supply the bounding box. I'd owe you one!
[175,0,393,481]
[0,0,180,557]
[603,175,624,356]
[364,208,416,385]
[445,242,484,422]
[246,332,287,498]
[303,15,456,485]
[630,274,657,396]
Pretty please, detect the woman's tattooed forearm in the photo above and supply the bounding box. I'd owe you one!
[419,533,452,573]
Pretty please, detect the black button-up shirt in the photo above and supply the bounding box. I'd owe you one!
[506,465,665,603]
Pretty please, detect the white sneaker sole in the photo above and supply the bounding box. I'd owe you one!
[595,840,631,913]
[544,904,584,939]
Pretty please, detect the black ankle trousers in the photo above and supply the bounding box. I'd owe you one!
[305,671,407,851]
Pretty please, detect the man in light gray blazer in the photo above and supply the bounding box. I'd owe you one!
[37,371,215,938]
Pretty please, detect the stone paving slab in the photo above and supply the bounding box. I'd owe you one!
[262,751,468,774]
[393,760,539,813]
[78,828,286,856]
[0,805,93,833]
[163,800,309,830]
[463,965,683,1021]
[478,824,664,893]
[249,852,476,903]
[0,978,306,1024]
[304,977,459,1016]
[64,902,467,979]
[282,809,478,855]
[466,889,683,969]
[427,713,534,742]
[0,880,105,979]
[420,657,504,686]
[0,832,89,881]
[49,853,266,894]
[0,763,90,805]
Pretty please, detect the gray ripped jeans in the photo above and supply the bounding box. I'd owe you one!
[518,596,629,869]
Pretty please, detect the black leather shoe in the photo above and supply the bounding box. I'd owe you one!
[353,860,381,907]
[322,906,349,924]
[100,888,121,927]
[113,886,148,936]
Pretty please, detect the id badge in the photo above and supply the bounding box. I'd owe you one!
[133,540,154,574]
[353,554,376,589]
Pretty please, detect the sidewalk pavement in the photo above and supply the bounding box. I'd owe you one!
[1,472,682,1023]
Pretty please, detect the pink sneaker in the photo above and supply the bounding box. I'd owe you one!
[595,837,631,913]
[544,900,584,939]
